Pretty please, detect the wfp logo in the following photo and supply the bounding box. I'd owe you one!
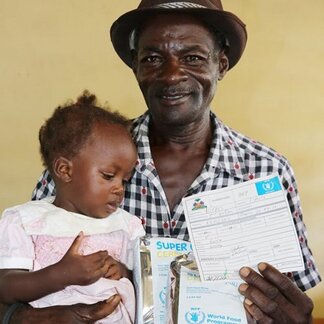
[185,308,206,324]
[255,176,281,196]
[262,181,274,192]
[192,198,207,211]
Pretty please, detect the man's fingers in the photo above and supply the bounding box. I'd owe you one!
[244,301,274,324]
[258,262,313,311]
[239,266,282,299]
[67,231,84,255]
[239,264,314,323]
[239,282,288,322]
[88,295,121,321]
[239,266,292,321]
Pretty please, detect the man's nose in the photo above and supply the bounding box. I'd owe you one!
[157,58,188,84]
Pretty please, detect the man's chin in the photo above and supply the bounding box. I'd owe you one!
[153,114,199,129]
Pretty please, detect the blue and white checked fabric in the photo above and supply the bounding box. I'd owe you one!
[32,111,321,291]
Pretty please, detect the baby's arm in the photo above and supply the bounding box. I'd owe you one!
[0,232,110,304]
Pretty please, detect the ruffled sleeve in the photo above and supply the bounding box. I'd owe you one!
[124,216,145,270]
[128,216,146,241]
[0,207,35,270]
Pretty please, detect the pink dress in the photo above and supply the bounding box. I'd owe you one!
[0,198,145,324]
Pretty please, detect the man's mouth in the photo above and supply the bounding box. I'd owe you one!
[161,94,187,100]
[158,91,191,105]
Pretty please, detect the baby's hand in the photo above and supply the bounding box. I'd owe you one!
[56,231,110,287]
[104,256,131,280]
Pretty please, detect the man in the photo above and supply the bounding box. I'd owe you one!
[1,0,320,323]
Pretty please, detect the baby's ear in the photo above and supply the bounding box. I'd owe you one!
[53,157,73,182]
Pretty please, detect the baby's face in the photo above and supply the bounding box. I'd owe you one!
[66,122,137,218]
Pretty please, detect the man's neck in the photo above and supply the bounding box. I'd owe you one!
[148,112,213,150]
[147,111,213,211]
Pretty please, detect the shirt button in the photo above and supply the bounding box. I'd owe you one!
[163,222,169,229]
[234,162,240,169]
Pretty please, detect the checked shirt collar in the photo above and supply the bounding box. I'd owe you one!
[132,110,250,197]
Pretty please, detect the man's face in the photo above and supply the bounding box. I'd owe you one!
[132,14,228,127]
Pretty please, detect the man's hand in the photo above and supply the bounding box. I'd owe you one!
[239,262,313,323]
[55,232,111,287]
[10,295,121,324]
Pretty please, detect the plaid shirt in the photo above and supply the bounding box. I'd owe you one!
[32,111,321,291]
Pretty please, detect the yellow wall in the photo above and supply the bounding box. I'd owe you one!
[1,0,323,316]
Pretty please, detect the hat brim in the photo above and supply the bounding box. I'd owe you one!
[110,8,247,70]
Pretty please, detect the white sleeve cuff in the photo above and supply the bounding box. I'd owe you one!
[0,257,33,270]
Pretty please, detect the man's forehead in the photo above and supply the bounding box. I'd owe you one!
[136,13,215,42]
[134,13,219,51]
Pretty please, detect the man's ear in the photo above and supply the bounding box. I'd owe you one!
[217,52,229,81]
[53,157,72,183]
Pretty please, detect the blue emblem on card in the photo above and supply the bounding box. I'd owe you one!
[185,307,206,324]
[255,176,281,195]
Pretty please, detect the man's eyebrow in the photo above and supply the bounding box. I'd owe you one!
[180,45,210,52]
[139,46,162,53]
[140,44,210,53]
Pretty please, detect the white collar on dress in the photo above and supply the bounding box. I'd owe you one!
[19,197,144,238]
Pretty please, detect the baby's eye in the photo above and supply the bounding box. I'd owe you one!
[102,173,114,180]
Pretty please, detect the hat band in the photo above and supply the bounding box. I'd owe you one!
[129,2,206,50]
[153,2,206,9]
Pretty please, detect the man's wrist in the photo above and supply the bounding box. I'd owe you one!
[10,304,53,324]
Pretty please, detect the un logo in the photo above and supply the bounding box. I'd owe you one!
[262,180,274,192]
[185,308,206,324]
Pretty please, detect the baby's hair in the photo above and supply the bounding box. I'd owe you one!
[39,90,131,174]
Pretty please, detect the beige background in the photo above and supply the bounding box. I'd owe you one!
[1,0,323,317]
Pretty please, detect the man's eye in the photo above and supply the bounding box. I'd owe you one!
[141,56,162,64]
[184,55,204,64]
